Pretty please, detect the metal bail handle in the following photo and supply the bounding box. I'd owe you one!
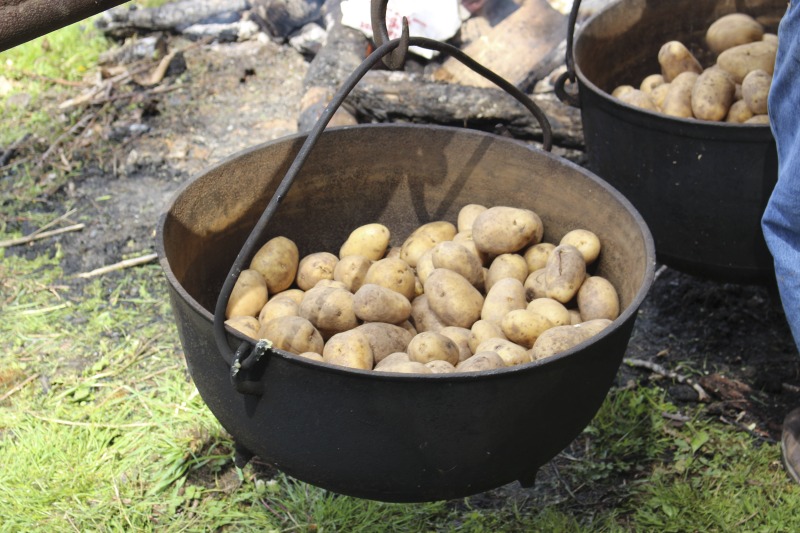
[555,0,582,107]
[214,9,555,397]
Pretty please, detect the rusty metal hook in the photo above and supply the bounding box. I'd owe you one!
[370,0,410,70]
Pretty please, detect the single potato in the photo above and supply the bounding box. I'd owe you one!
[485,253,528,292]
[481,277,527,326]
[354,322,414,364]
[706,13,765,55]
[249,236,299,294]
[527,297,571,327]
[544,245,586,304]
[226,268,268,319]
[717,40,777,83]
[352,283,412,324]
[258,316,324,355]
[322,329,374,370]
[424,268,484,329]
[258,296,299,325]
[577,276,620,321]
[661,71,699,118]
[339,223,391,261]
[524,268,549,301]
[296,252,338,291]
[741,69,771,115]
[457,204,488,233]
[468,319,507,353]
[691,67,736,121]
[475,337,530,366]
[439,326,474,363]
[523,242,555,272]
[430,241,484,288]
[658,40,703,82]
[399,221,457,267]
[298,286,358,336]
[410,294,447,333]
[501,309,554,349]
[364,257,417,301]
[407,331,460,365]
[225,315,260,339]
[471,206,543,254]
[456,351,505,372]
[333,254,372,293]
[559,229,601,264]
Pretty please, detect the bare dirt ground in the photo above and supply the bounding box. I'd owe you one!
[7,30,799,480]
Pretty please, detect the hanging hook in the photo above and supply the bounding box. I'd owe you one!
[370,0,410,70]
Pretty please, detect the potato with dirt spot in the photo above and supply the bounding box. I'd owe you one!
[407,331,460,365]
[661,71,699,118]
[354,322,414,364]
[339,223,390,261]
[640,74,665,94]
[706,13,764,55]
[457,204,488,233]
[544,244,586,304]
[523,243,555,273]
[658,41,703,82]
[717,40,777,83]
[249,236,299,294]
[430,241,484,288]
[226,268,268,318]
[298,286,358,336]
[333,254,371,293]
[258,315,324,355]
[471,206,542,254]
[524,268,548,301]
[352,283,412,324]
[439,326,474,363]
[399,221,457,267]
[742,69,771,115]
[468,319,506,353]
[481,277,527,326]
[527,297,571,327]
[296,252,338,291]
[424,268,484,329]
[258,296,299,325]
[560,229,601,265]
[485,253,528,292]
[578,276,620,322]
[691,67,736,121]
[456,351,506,372]
[529,319,612,361]
[322,329,374,370]
[364,257,417,301]
[475,337,530,366]
[426,360,456,373]
[501,309,554,349]
[225,315,260,339]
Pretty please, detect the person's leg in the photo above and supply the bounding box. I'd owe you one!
[763,2,800,352]
[762,1,800,482]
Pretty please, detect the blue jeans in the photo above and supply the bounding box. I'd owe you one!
[763,1,800,352]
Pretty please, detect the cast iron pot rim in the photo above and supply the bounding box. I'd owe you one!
[155,123,656,382]
[572,4,774,142]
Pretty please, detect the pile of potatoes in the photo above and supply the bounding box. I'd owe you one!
[612,12,776,123]
[223,204,620,374]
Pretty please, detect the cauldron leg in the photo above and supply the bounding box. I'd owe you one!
[517,468,539,488]
[234,441,255,468]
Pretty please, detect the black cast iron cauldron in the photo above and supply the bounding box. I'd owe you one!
[557,0,782,284]
[157,122,655,502]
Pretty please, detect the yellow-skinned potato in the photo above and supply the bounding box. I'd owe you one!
[544,245,586,304]
[717,40,777,83]
[407,331,460,365]
[225,315,260,339]
[471,206,542,254]
[523,243,555,273]
[726,99,755,123]
[296,252,338,291]
[270,288,304,305]
[658,40,703,82]
[226,269,268,318]
[650,82,671,109]
[559,229,601,264]
[577,276,620,321]
[375,361,433,374]
[424,268,484,329]
[410,294,447,333]
[742,69,771,115]
[745,114,770,124]
[314,279,348,289]
[298,286,358,336]
[258,316,324,355]
[374,351,410,370]
[456,351,505,372]
[352,283,412,324]
[430,241,484,288]
[475,337,530,366]
[527,297,571,327]
[364,257,417,301]
[501,309,554,349]
[468,319,507,353]
[415,249,436,284]
[524,268,548,301]
[426,360,456,373]
[616,88,658,112]
[612,85,635,98]
[297,351,324,362]
[485,253,528,292]
[481,277,527,326]
[661,71,699,118]
[530,319,612,361]
[640,73,665,94]
[339,223,390,261]
[399,221,457,267]
[452,230,490,266]
[439,326,474,363]
[706,13,764,55]
[691,67,736,121]
[457,204,488,233]
[568,309,582,325]
[762,33,778,46]
[322,329,374,370]
[333,254,371,293]
[249,236,299,294]
[354,323,414,363]
[258,296,299,325]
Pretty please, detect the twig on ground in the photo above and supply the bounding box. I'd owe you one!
[624,357,710,402]
[0,374,40,402]
[74,253,159,279]
[0,133,31,166]
[653,264,669,281]
[37,113,96,167]
[0,223,85,248]
[718,415,775,443]
[31,415,156,429]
